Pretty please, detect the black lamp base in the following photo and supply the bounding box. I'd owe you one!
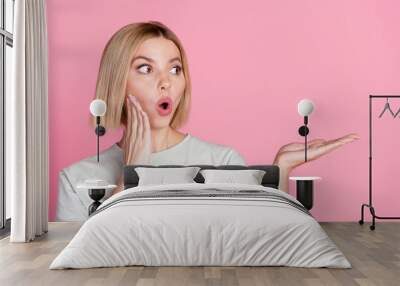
[88,188,106,216]
[298,125,309,136]
[95,125,106,136]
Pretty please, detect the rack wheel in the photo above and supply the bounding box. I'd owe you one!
[358,220,364,225]
[370,225,375,231]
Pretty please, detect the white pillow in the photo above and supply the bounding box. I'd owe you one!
[135,167,201,186]
[200,169,266,185]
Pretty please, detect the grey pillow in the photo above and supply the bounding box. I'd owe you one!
[200,169,266,185]
[135,167,201,186]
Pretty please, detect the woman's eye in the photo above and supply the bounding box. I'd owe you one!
[136,64,181,75]
[170,65,182,75]
[137,64,152,74]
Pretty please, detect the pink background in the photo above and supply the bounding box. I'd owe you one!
[46,0,400,221]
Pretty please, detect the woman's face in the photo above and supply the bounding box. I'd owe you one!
[126,37,186,129]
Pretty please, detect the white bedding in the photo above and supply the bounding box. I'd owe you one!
[50,183,351,269]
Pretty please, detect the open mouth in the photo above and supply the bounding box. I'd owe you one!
[160,102,169,110]
[156,97,173,116]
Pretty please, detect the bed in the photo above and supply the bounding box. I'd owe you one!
[49,165,351,269]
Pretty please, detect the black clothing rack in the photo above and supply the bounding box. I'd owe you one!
[359,95,400,230]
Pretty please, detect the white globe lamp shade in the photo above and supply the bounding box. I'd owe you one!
[298,99,314,116]
[90,99,107,117]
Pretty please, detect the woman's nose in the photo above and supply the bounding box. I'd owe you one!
[158,75,171,91]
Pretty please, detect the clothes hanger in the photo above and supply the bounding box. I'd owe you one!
[378,97,396,118]
[394,105,400,118]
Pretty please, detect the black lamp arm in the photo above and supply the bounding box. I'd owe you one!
[94,116,106,163]
[298,116,309,162]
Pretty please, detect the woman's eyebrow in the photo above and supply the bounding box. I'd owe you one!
[132,56,182,63]
[169,57,182,63]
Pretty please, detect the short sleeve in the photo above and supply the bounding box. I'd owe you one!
[225,149,247,165]
[56,170,88,221]
[55,144,123,221]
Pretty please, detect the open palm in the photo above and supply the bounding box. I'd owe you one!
[274,133,360,170]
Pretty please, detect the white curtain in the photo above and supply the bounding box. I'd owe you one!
[7,0,49,242]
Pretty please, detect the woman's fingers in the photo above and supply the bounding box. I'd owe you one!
[134,96,152,161]
[129,95,145,139]
[276,132,360,168]
[337,133,360,144]
[132,97,143,142]
[281,134,358,153]
[125,96,139,163]
[132,101,141,159]
[307,134,359,160]
[136,100,151,145]
[130,97,139,138]
[125,98,132,140]
[279,143,304,152]
[121,97,132,151]
[309,138,326,146]
[278,138,328,153]
[121,94,153,165]
[126,94,152,165]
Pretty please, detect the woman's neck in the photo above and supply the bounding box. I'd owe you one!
[117,126,185,153]
[151,127,173,153]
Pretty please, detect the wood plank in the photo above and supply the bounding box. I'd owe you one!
[0,222,399,286]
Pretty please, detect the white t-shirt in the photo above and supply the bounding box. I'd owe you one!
[56,133,246,221]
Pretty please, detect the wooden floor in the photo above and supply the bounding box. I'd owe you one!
[0,222,399,286]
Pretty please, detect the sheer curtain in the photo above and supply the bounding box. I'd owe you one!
[6,0,49,242]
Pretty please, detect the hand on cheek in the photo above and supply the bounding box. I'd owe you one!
[120,94,152,165]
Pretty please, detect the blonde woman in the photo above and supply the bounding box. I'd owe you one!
[56,21,359,221]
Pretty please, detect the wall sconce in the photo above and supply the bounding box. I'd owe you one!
[90,99,107,163]
[297,99,315,162]
[77,99,116,216]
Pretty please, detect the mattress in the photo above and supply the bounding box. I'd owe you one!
[50,183,351,269]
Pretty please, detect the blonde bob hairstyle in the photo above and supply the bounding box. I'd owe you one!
[90,21,191,129]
